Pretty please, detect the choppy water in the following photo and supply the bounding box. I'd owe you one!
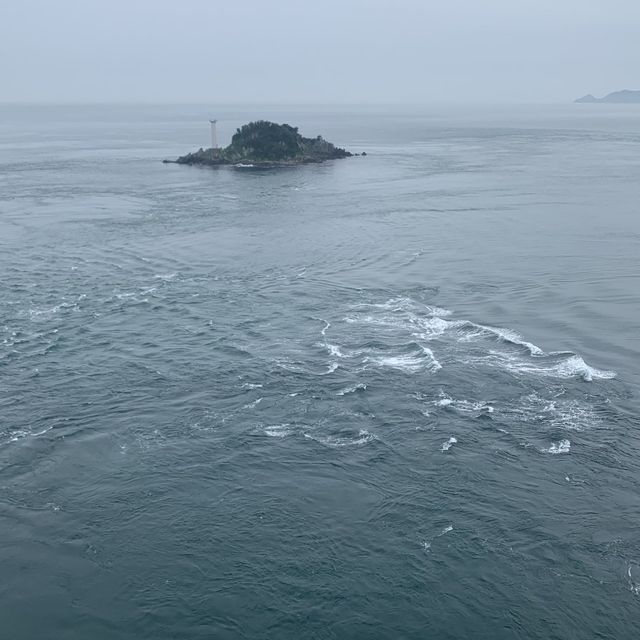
[1,104,640,639]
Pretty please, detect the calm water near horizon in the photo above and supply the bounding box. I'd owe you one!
[1,103,639,638]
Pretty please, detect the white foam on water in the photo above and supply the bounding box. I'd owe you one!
[544,439,571,454]
[550,355,616,382]
[337,383,367,396]
[416,316,451,339]
[627,566,640,595]
[368,346,441,373]
[241,382,263,389]
[430,306,453,318]
[479,351,616,383]
[453,399,494,413]
[326,343,348,358]
[441,437,457,451]
[4,425,53,447]
[360,297,452,317]
[369,353,422,372]
[422,524,454,551]
[242,397,263,409]
[433,393,491,414]
[28,301,78,319]
[362,297,419,312]
[276,359,307,373]
[476,324,545,356]
[344,296,614,390]
[547,399,599,431]
[421,346,442,371]
[304,429,377,448]
[320,320,330,337]
[264,424,293,438]
[369,353,423,372]
[323,362,339,375]
[501,389,599,436]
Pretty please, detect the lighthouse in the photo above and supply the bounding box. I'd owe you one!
[209,119,218,150]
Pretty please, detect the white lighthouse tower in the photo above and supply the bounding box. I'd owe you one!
[209,119,218,150]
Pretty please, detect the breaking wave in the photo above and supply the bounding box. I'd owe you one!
[342,296,615,383]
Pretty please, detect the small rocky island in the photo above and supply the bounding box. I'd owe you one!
[166,120,358,168]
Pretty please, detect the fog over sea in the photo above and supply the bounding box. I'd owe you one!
[1,103,639,639]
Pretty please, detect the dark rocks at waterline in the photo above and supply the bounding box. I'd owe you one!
[165,120,363,168]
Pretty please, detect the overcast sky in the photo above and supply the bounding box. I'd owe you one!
[1,0,638,103]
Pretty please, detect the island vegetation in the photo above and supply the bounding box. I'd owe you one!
[166,120,360,168]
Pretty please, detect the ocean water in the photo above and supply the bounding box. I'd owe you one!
[1,103,639,639]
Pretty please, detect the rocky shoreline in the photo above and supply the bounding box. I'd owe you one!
[164,120,363,168]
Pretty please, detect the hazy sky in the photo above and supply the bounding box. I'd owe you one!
[2,0,638,103]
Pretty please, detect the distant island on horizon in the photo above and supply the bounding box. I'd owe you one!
[166,120,360,168]
[575,90,640,103]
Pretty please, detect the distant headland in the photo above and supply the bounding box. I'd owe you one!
[575,90,640,104]
[165,120,362,168]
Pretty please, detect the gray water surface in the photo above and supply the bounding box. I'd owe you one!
[1,104,639,639]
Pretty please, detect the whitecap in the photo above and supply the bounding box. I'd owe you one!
[4,425,53,446]
[544,439,571,454]
[429,306,453,318]
[627,565,640,595]
[28,301,77,319]
[264,424,293,438]
[304,429,377,448]
[479,351,616,383]
[242,397,263,409]
[481,324,545,356]
[326,343,348,358]
[550,355,616,382]
[360,298,452,318]
[453,399,493,413]
[369,353,423,372]
[421,346,442,371]
[416,316,450,339]
[337,383,367,396]
[441,437,457,451]
[368,346,440,373]
[439,525,453,535]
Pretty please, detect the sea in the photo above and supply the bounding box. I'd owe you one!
[1,103,639,639]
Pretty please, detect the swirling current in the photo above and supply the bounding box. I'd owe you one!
[1,104,640,638]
